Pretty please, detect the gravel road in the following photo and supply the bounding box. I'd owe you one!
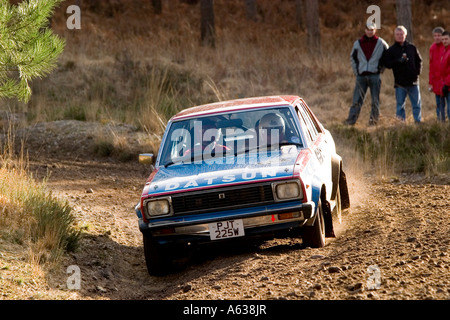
[13,120,450,300]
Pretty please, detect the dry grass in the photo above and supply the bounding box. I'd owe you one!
[0,0,447,176]
[1,0,447,131]
[0,0,448,299]
[1,1,447,161]
[0,123,80,294]
[330,121,450,178]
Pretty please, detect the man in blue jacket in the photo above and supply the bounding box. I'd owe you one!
[383,26,423,123]
[344,22,389,126]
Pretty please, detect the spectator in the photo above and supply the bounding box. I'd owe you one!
[440,31,450,122]
[383,26,423,123]
[344,22,389,126]
[429,27,445,120]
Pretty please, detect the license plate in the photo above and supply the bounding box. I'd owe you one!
[209,219,245,240]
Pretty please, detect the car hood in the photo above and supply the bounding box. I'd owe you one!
[143,146,301,197]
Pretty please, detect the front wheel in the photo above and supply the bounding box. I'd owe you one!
[143,233,172,276]
[302,199,325,248]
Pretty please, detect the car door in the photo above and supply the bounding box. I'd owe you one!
[296,102,333,202]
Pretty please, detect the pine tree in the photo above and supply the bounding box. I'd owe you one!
[305,0,320,53]
[396,0,413,43]
[0,0,65,103]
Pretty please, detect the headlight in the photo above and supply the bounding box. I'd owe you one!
[146,198,171,217]
[274,181,302,200]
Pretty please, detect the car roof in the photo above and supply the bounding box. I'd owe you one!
[171,95,300,120]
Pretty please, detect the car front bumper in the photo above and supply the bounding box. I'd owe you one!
[138,200,315,245]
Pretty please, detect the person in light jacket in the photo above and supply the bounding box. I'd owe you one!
[344,22,389,126]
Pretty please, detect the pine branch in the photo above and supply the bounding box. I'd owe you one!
[0,0,65,102]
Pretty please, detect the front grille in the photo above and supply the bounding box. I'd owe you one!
[171,183,274,215]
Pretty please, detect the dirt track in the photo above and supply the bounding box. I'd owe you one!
[20,121,450,300]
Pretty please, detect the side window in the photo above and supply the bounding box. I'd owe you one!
[297,105,318,142]
[300,102,323,134]
[295,106,313,144]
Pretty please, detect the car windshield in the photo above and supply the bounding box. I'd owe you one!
[159,107,303,167]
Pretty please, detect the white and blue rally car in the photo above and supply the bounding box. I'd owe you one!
[136,95,350,275]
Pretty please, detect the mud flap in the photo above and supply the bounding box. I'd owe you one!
[339,170,351,210]
[331,155,342,200]
[323,200,335,238]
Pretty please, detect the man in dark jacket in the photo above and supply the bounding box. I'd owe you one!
[383,26,423,123]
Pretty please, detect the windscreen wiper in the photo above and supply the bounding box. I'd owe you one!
[278,142,303,148]
[239,142,303,155]
[164,161,176,168]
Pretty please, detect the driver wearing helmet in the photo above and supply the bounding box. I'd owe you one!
[257,113,301,148]
[258,113,286,148]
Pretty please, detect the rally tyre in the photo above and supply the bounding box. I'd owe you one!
[302,199,325,248]
[143,233,172,276]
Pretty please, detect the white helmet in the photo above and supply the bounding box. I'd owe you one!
[259,113,285,135]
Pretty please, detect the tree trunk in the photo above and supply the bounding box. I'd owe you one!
[151,0,162,14]
[396,0,413,43]
[295,0,305,30]
[305,0,320,52]
[245,0,257,22]
[201,0,215,48]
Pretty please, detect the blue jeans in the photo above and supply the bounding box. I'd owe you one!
[438,94,450,122]
[435,95,443,120]
[395,86,422,123]
[346,74,381,125]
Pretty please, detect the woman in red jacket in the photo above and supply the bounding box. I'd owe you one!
[429,27,445,120]
[440,31,450,122]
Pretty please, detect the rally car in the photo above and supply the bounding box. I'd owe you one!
[135,95,350,275]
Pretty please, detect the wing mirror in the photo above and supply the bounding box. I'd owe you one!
[139,153,155,171]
